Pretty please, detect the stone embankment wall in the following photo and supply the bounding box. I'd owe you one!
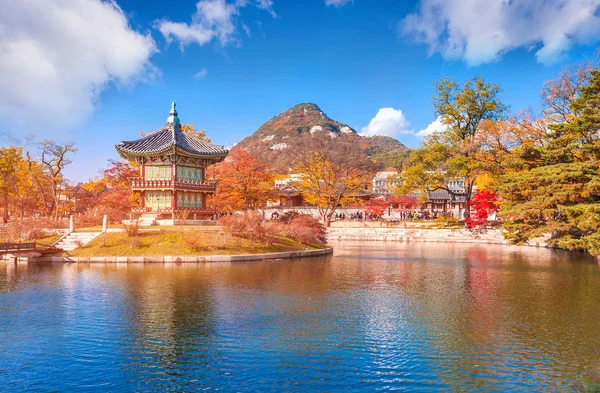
[15,247,333,264]
[327,227,548,247]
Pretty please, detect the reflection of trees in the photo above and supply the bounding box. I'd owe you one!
[1,246,599,391]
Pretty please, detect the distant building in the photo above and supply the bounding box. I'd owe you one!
[372,171,400,195]
[115,102,228,223]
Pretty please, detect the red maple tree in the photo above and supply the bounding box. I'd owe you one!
[465,189,500,228]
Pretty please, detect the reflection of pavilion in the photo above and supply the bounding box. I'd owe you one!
[115,103,228,224]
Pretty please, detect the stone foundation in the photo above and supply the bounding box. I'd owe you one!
[20,247,333,264]
[327,227,549,248]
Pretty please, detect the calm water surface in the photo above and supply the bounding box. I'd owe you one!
[1,242,599,392]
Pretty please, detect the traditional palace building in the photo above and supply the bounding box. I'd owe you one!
[116,103,228,223]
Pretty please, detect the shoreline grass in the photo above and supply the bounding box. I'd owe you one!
[62,229,320,257]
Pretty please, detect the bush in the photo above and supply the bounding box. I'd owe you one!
[183,233,201,250]
[5,219,50,242]
[284,214,327,246]
[220,212,327,247]
[76,214,103,228]
[161,232,182,244]
[123,220,140,237]
[220,212,271,243]
[279,211,301,224]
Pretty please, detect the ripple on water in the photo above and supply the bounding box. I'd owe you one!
[0,242,599,392]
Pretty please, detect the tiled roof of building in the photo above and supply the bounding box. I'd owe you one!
[115,102,228,158]
[428,189,467,202]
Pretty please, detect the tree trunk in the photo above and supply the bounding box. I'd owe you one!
[3,191,8,224]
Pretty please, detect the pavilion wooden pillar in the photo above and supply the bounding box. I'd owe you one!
[171,161,177,219]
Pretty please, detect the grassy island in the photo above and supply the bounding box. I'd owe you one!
[62,229,320,258]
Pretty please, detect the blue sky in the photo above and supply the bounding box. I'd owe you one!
[1,0,599,181]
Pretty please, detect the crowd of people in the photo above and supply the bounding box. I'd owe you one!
[333,210,454,222]
[268,209,457,222]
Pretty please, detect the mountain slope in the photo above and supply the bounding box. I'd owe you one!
[233,103,409,171]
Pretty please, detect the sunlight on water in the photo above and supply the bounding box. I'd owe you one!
[1,242,599,392]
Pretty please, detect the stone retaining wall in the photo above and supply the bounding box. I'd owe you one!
[23,247,333,264]
[327,227,549,248]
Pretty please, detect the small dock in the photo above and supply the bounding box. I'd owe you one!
[0,242,58,256]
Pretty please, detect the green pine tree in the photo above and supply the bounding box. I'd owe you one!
[499,70,600,255]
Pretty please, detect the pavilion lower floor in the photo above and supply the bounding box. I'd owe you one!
[132,190,216,221]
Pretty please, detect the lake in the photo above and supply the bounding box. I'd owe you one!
[1,242,599,392]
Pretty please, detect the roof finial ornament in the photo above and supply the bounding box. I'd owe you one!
[166,101,180,125]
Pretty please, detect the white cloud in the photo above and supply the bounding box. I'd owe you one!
[193,68,209,80]
[400,0,600,66]
[360,108,411,138]
[242,23,251,37]
[0,0,156,130]
[325,0,353,6]
[416,116,448,137]
[256,0,277,17]
[157,0,275,48]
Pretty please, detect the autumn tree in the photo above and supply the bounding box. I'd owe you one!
[82,159,140,222]
[39,140,77,219]
[0,147,25,223]
[209,149,276,213]
[12,158,47,218]
[540,56,597,122]
[499,69,600,256]
[465,189,500,229]
[397,77,507,218]
[289,134,373,226]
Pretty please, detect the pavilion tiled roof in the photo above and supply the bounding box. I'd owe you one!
[115,102,228,158]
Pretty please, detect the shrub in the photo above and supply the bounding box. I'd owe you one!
[76,214,103,228]
[6,220,50,242]
[183,233,201,250]
[285,214,327,246]
[161,232,182,244]
[279,211,301,224]
[176,210,190,222]
[219,212,270,243]
[220,212,327,247]
[123,220,140,237]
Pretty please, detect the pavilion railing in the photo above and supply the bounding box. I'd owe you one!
[131,207,217,214]
[129,178,216,191]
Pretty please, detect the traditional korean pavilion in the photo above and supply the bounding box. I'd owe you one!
[115,102,228,222]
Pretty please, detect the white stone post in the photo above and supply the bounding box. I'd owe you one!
[102,215,108,233]
[69,216,75,232]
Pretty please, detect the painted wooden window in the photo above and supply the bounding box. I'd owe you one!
[176,192,203,208]
[145,191,172,209]
[144,165,172,180]
[176,166,203,183]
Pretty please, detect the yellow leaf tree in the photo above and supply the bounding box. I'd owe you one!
[290,134,373,226]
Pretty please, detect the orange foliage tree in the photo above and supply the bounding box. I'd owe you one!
[209,149,277,213]
[82,159,140,222]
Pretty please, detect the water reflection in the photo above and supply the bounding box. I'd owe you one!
[0,242,599,392]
